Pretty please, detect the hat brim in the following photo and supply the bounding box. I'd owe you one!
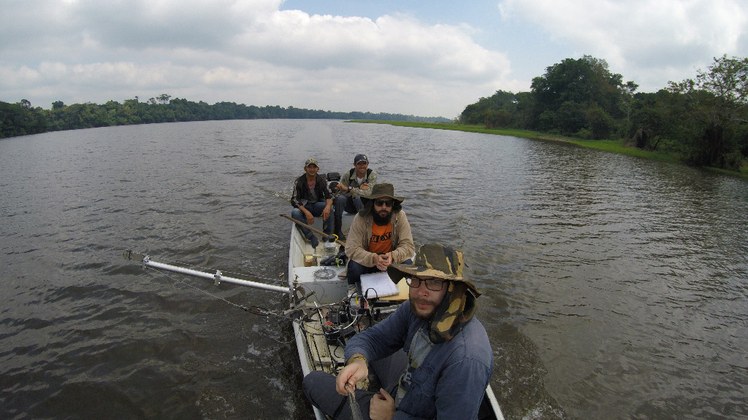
[364,194,404,203]
[387,263,459,281]
[387,264,481,296]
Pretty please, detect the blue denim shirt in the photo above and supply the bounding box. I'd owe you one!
[345,301,493,419]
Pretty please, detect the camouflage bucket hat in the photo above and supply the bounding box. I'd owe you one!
[387,244,481,296]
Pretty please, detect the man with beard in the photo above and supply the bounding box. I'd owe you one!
[343,183,414,296]
[302,244,493,420]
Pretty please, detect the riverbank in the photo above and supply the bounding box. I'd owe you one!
[351,120,748,179]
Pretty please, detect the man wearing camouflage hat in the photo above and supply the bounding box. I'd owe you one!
[303,244,493,419]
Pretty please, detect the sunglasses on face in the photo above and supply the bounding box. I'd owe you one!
[405,276,446,291]
[374,199,394,207]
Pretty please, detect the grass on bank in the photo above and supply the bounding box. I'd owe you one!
[351,120,748,179]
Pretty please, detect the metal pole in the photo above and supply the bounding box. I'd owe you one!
[143,258,290,294]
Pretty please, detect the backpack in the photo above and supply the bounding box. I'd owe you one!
[348,168,373,186]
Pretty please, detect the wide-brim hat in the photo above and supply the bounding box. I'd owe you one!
[387,243,481,296]
[367,183,404,203]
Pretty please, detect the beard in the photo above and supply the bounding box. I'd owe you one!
[409,296,440,320]
[372,208,392,225]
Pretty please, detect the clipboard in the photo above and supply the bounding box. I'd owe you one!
[360,271,398,298]
[360,272,410,301]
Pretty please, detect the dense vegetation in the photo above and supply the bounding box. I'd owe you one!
[460,55,748,171]
[0,94,448,139]
[4,55,747,172]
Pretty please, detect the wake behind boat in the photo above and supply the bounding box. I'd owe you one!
[123,215,504,419]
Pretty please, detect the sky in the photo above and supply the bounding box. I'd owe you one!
[1,0,746,118]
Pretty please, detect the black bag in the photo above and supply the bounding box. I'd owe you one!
[320,248,348,266]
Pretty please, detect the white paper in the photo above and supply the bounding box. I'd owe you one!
[360,271,398,298]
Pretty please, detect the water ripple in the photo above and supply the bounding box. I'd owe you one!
[1,121,746,419]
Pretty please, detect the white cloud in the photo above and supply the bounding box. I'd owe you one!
[4,0,745,115]
[499,0,748,91]
[0,0,514,116]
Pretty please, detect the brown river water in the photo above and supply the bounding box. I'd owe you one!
[1,120,746,419]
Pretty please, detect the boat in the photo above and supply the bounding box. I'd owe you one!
[284,216,504,419]
[123,215,504,419]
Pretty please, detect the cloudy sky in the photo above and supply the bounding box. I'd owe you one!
[1,0,746,118]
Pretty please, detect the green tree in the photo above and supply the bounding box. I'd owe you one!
[0,94,449,139]
[668,55,748,169]
[157,93,171,104]
[459,90,525,127]
[629,91,672,150]
[0,101,47,137]
[587,104,616,139]
[530,56,631,138]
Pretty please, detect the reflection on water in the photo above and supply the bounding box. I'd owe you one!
[1,120,746,419]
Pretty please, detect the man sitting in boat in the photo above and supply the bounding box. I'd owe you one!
[290,157,333,249]
[333,153,378,240]
[303,244,493,419]
[344,183,414,296]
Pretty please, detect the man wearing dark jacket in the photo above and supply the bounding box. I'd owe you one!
[290,157,333,249]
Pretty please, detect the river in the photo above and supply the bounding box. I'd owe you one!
[1,120,746,419]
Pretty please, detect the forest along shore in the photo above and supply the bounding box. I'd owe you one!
[352,120,748,180]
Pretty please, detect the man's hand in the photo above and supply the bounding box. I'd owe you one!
[375,252,392,271]
[360,183,369,191]
[370,388,395,420]
[322,204,331,220]
[335,358,368,396]
[336,183,347,192]
[302,209,314,225]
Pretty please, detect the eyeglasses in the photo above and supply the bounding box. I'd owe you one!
[374,199,394,207]
[405,277,446,291]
